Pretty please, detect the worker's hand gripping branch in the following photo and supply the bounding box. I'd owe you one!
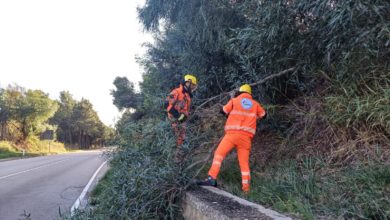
[178,113,187,122]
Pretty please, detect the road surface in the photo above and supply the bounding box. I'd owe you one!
[0,151,108,220]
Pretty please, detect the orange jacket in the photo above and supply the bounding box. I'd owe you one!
[222,93,266,138]
[166,84,192,119]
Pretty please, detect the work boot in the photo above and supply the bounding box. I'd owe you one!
[196,176,217,187]
[242,184,250,195]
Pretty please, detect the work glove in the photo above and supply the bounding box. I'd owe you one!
[178,113,187,123]
[168,107,180,119]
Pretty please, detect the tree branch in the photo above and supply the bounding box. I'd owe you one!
[195,67,296,110]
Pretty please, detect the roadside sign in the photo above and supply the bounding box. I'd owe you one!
[40,130,54,140]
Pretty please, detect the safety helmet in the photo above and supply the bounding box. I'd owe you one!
[239,84,252,94]
[184,74,197,85]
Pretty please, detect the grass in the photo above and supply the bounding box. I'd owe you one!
[89,169,113,206]
[326,88,390,131]
[0,141,24,159]
[26,136,68,154]
[32,140,68,154]
[218,157,390,220]
[0,141,43,159]
[0,140,69,160]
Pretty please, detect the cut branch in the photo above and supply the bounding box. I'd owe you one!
[196,67,296,110]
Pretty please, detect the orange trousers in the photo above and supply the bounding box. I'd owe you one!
[172,121,186,146]
[208,133,252,192]
[171,122,186,162]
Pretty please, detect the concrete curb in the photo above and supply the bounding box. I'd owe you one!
[183,186,293,220]
[204,186,291,219]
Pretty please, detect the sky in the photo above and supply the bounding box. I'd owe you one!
[0,0,152,126]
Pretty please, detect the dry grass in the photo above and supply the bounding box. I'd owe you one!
[249,94,390,169]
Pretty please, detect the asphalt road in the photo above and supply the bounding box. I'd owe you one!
[0,151,108,220]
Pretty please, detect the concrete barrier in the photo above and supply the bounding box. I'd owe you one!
[183,186,293,220]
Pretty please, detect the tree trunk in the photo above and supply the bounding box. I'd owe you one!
[85,135,89,149]
[68,129,73,145]
[78,131,82,149]
[22,120,28,143]
[86,136,89,149]
[0,122,4,140]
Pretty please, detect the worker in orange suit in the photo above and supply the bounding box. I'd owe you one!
[198,84,266,193]
[166,74,198,161]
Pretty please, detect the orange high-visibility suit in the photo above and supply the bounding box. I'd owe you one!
[208,93,266,192]
[166,84,192,146]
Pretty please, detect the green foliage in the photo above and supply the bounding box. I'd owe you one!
[52,92,114,148]
[326,74,390,131]
[74,119,190,219]
[0,88,9,125]
[0,141,21,159]
[89,169,113,206]
[85,0,389,219]
[111,77,142,111]
[0,85,58,142]
[220,158,390,220]
[69,108,225,219]
[18,89,59,139]
[0,85,111,150]
[51,91,77,144]
[139,0,248,102]
[138,0,389,105]
[25,136,67,154]
[0,140,66,159]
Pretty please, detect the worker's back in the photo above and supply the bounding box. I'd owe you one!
[223,93,265,138]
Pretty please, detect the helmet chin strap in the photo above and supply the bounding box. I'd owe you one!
[183,81,191,93]
[183,80,198,95]
[183,81,190,90]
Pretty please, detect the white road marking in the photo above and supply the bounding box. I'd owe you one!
[71,161,107,216]
[0,159,71,180]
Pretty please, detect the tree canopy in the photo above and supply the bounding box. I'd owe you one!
[111,76,141,111]
[0,85,114,149]
[0,86,58,142]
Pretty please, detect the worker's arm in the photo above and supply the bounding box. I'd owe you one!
[222,99,234,115]
[257,103,266,119]
[167,90,180,118]
[219,107,227,116]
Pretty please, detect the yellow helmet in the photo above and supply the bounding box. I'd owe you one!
[239,84,252,94]
[184,74,197,85]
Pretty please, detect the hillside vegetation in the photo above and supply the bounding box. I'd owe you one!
[73,1,389,219]
[0,86,114,156]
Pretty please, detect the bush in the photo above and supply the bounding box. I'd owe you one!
[0,141,21,159]
[69,0,390,219]
[75,119,191,219]
[220,158,390,220]
[25,136,67,154]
